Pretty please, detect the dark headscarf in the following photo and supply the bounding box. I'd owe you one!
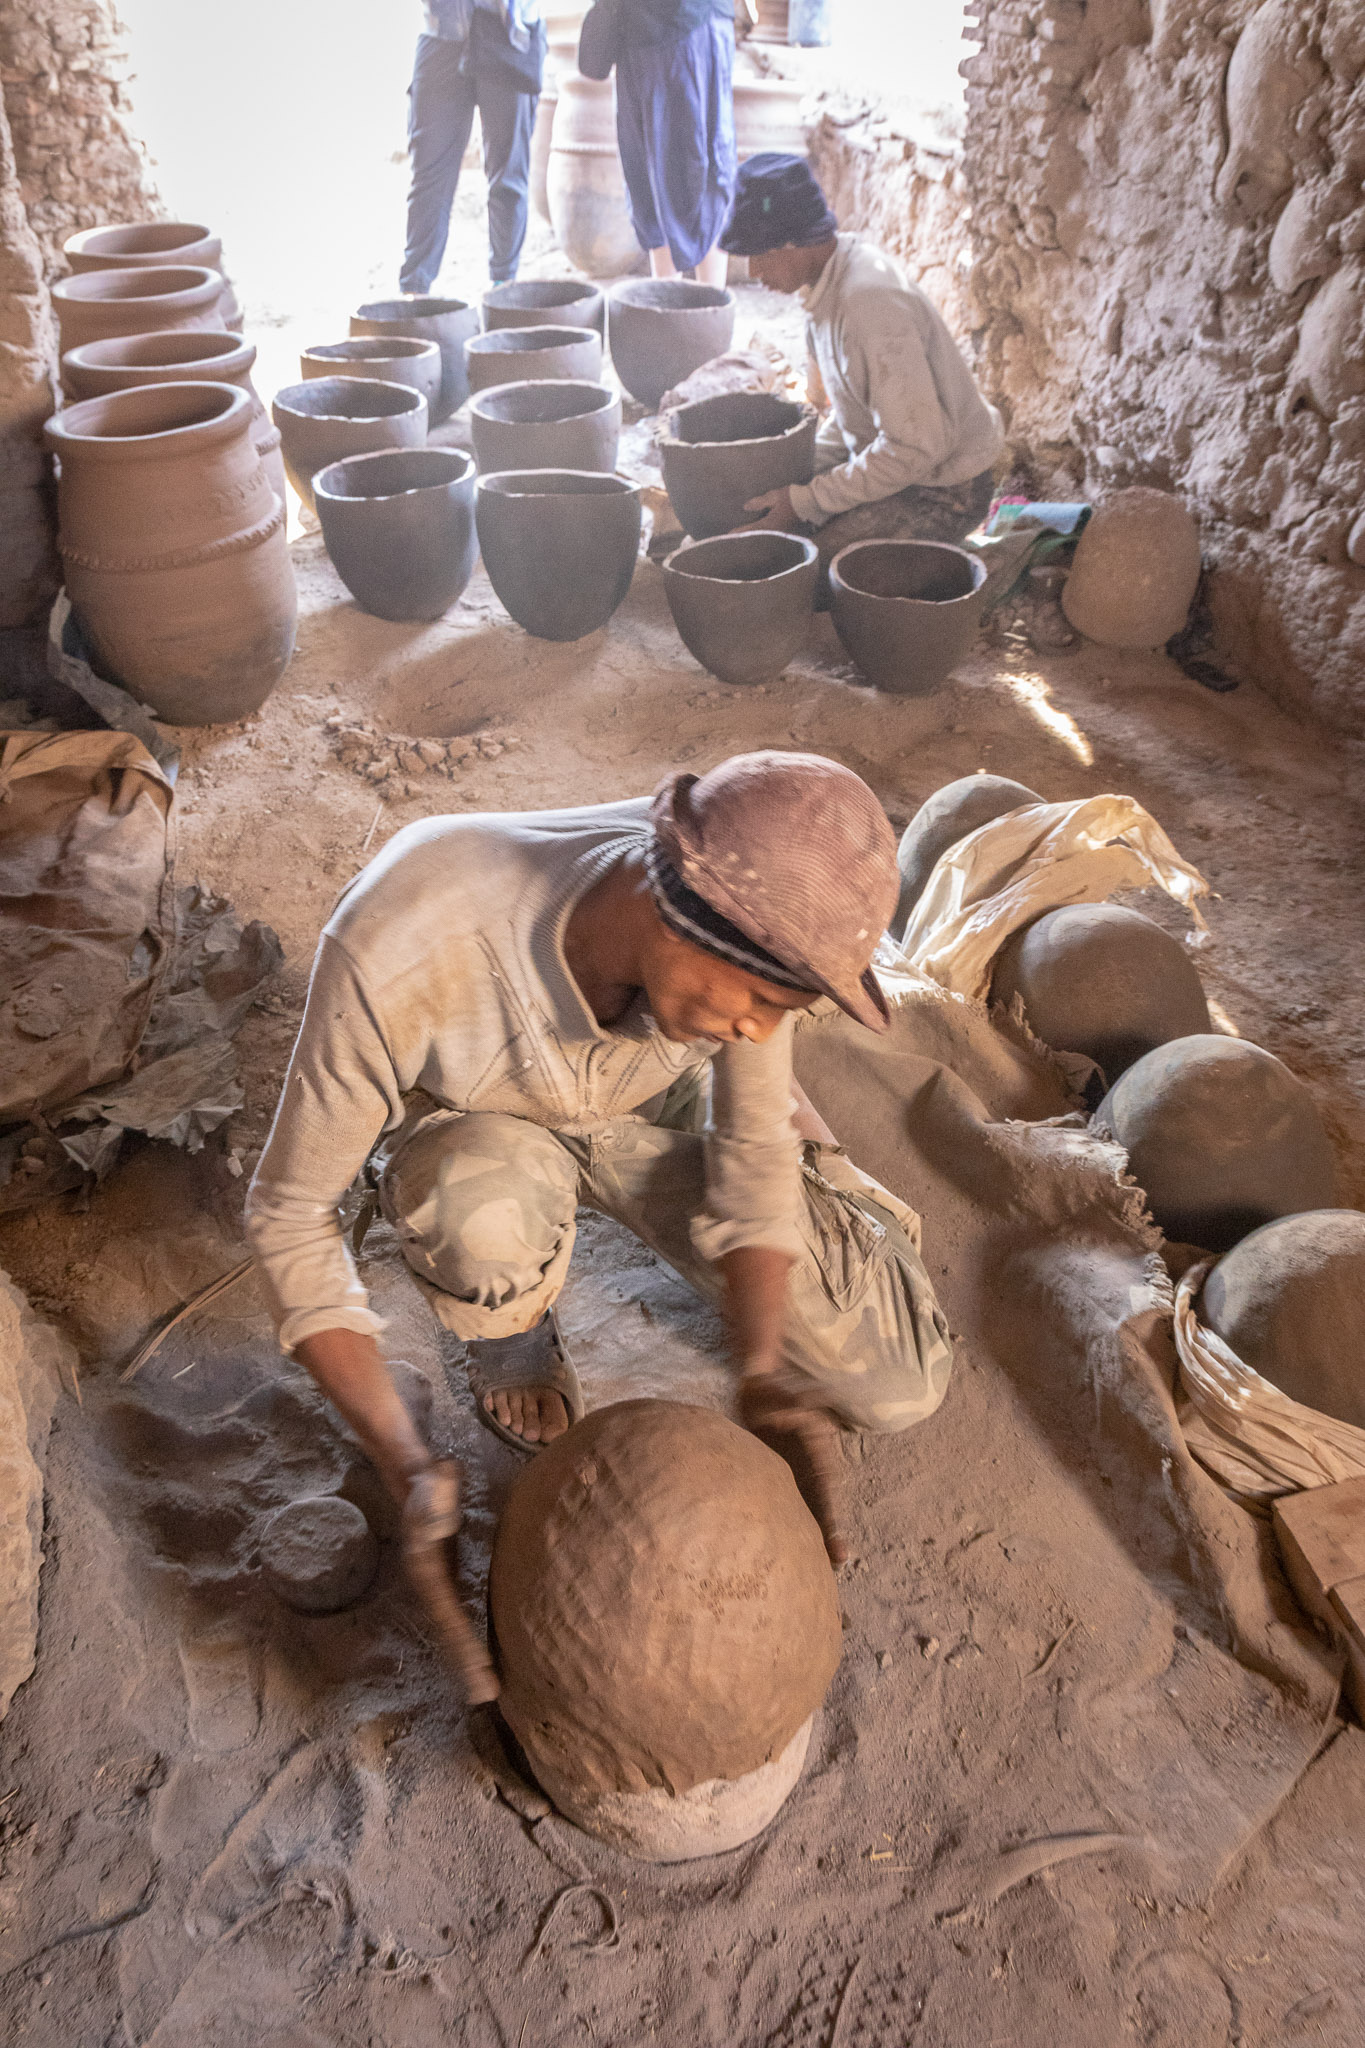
[719,153,838,257]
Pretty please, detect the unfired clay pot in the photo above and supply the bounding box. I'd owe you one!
[1061,488,1202,648]
[609,280,736,411]
[60,328,287,517]
[547,72,641,279]
[469,380,621,474]
[52,265,225,365]
[662,531,818,686]
[63,220,241,329]
[465,322,603,394]
[829,539,988,693]
[314,448,477,623]
[476,468,641,640]
[660,391,818,538]
[271,377,428,511]
[350,296,478,423]
[299,336,442,417]
[1093,1034,1337,1252]
[481,277,605,334]
[489,1400,841,1860]
[992,903,1211,1084]
[894,773,1042,937]
[44,382,297,725]
[1200,1209,1365,1429]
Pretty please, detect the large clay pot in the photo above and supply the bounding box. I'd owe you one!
[660,391,818,538]
[829,539,987,693]
[271,377,428,511]
[1200,1210,1365,1428]
[732,73,808,160]
[481,276,605,335]
[314,448,478,623]
[44,382,296,725]
[893,774,1041,938]
[662,531,818,686]
[59,328,286,513]
[747,0,790,42]
[470,381,621,474]
[465,322,603,394]
[608,280,736,410]
[350,296,478,423]
[52,266,224,367]
[1061,487,1202,649]
[299,336,442,418]
[547,72,642,279]
[63,220,242,330]
[476,468,641,640]
[531,85,558,222]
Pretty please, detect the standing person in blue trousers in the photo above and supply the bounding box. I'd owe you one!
[615,0,736,286]
[400,2,547,294]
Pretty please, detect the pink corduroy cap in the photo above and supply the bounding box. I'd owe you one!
[650,751,898,1032]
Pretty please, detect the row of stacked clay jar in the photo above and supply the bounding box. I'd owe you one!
[46,222,296,726]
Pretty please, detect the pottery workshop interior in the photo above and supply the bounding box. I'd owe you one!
[4,0,1365,2042]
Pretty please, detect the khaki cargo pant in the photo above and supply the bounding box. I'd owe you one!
[378,1099,953,1433]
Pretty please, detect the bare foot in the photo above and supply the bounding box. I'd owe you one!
[483,1385,570,1446]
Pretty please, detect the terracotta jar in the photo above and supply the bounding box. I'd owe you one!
[299,336,442,418]
[350,297,478,423]
[659,390,817,538]
[44,382,296,726]
[60,329,286,516]
[314,448,478,623]
[828,539,987,693]
[270,377,428,511]
[465,322,603,394]
[608,279,736,410]
[52,266,225,366]
[747,0,790,42]
[475,468,641,640]
[662,531,818,686]
[547,72,642,279]
[63,221,242,330]
[469,380,621,474]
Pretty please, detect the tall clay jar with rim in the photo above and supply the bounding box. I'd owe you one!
[44,382,297,726]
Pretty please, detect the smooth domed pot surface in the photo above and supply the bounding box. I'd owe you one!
[315,447,477,622]
[63,220,240,328]
[830,539,987,693]
[490,1399,840,1858]
[894,773,1041,937]
[52,265,225,364]
[271,376,427,510]
[992,903,1211,1083]
[660,391,818,539]
[299,336,442,416]
[482,277,604,334]
[1062,487,1202,648]
[1200,1209,1365,1427]
[469,379,620,474]
[662,531,818,686]
[608,280,736,410]
[350,296,478,422]
[1094,1034,1336,1251]
[464,322,603,394]
[476,468,641,640]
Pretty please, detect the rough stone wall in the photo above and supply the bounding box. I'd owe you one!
[0,88,58,626]
[0,0,159,280]
[0,1267,67,1721]
[961,0,1365,732]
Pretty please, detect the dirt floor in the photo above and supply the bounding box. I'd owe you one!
[3,219,1365,2045]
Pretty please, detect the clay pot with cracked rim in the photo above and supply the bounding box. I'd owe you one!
[481,276,605,335]
[63,220,242,329]
[659,390,818,539]
[61,328,286,516]
[271,377,428,511]
[608,279,736,410]
[350,296,478,422]
[314,447,478,623]
[52,265,225,366]
[44,381,297,725]
[662,531,818,686]
[299,336,442,418]
[476,468,641,640]
[464,322,603,395]
[829,539,987,694]
[469,380,621,475]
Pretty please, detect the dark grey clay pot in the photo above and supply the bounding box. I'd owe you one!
[894,774,1042,937]
[271,377,428,510]
[662,532,818,687]
[314,447,477,622]
[607,280,736,411]
[829,540,987,693]
[482,278,604,334]
[469,381,621,475]
[350,296,478,422]
[476,469,642,641]
[300,336,442,416]
[465,323,604,395]
[1200,1210,1365,1428]
[660,392,818,539]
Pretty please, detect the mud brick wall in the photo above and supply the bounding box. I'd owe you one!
[0,90,58,627]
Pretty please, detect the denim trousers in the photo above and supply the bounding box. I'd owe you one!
[400,32,536,291]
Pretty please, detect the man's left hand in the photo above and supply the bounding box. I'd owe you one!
[740,485,798,531]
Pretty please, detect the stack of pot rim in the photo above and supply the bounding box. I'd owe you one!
[62,219,243,330]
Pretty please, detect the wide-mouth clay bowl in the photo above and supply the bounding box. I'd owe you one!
[464,322,604,394]
[314,447,478,623]
[607,280,736,411]
[350,296,479,422]
[469,380,621,475]
[299,336,442,414]
[271,376,428,509]
[475,469,642,641]
[662,531,819,687]
[482,278,605,334]
[829,538,987,693]
[660,390,818,539]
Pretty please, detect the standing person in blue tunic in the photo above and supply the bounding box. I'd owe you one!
[615,1,737,286]
[400,2,547,295]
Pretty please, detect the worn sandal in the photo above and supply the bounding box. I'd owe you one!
[465,1310,586,1454]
